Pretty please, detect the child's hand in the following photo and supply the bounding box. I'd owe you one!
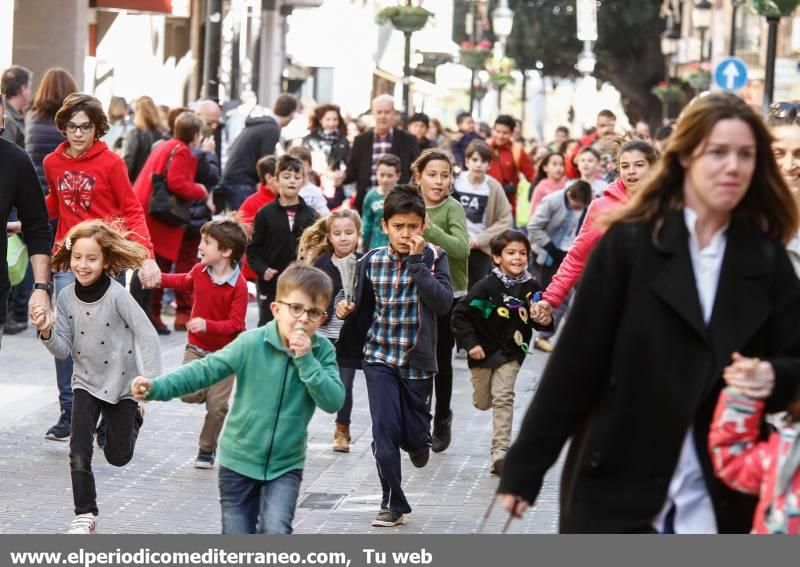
[531,300,553,325]
[335,301,355,319]
[288,327,311,358]
[469,345,486,360]
[131,377,152,401]
[723,352,775,399]
[409,235,426,256]
[186,317,206,333]
[264,268,279,281]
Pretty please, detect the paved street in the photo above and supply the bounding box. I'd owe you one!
[0,302,561,534]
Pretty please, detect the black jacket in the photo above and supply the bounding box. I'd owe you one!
[246,198,318,293]
[335,244,452,373]
[313,253,363,320]
[0,139,52,324]
[344,128,419,213]
[302,131,350,170]
[498,211,800,533]
[221,116,280,187]
[123,127,164,182]
[186,149,220,236]
[452,272,551,369]
[25,112,63,194]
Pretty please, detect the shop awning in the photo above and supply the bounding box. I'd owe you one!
[89,0,187,15]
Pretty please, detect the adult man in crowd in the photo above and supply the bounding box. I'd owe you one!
[0,100,52,346]
[487,114,535,218]
[0,65,33,148]
[194,98,223,163]
[218,93,297,210]
[343,94,419,213]
[564,109,617,179]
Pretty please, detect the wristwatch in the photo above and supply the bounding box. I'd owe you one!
[33,282,53,295]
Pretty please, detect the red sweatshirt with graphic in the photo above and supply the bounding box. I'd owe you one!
[43,140,154,256]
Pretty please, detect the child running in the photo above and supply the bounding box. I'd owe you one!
[39,219,161,534]
[528,152,567,216]
[414,149,469,453]
[361,153,400,251]
[336,185,453,527]
[153,214,249,468]
[132,263,344,534]
[299,209,363,452]
[709,353,800,534]
[451,230,552,476]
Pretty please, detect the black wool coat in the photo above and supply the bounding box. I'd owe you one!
[498,210,800,533]
[344,128,420,213]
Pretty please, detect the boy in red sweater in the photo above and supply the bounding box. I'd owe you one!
[154,214,249,468]
[238,155,277,282]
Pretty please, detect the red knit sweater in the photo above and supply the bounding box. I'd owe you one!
[238,183,277,281]
[160,263,248,351]
[44,140,154,256]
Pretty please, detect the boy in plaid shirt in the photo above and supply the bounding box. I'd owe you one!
[336,185,452,527]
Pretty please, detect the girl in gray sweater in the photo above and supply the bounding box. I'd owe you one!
[39,220,161,535]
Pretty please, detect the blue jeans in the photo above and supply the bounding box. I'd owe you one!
[222,183,256,211]
[218,467,303,534]
[53,271,75,416]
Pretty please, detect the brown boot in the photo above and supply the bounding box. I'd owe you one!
[333,424,350,453]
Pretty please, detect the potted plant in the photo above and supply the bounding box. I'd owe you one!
[652,80,687,104]
[376,3,434,33]
[459,40,493,70]
[486,56,516,89]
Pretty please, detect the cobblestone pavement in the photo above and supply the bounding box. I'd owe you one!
[0,303,562,534]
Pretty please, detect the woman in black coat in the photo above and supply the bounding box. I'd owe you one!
[303,103,351,209]
[499,93,800,533]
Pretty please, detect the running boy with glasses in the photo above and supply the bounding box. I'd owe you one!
[132,263,345,534]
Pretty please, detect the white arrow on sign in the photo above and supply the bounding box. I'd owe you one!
[722,61,740,90]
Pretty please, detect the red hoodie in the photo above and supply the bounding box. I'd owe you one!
[44,140,154,256]
[542,178,628,307]
[238,183,277,281]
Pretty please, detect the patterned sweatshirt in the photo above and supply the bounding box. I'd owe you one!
[709,388,800,534]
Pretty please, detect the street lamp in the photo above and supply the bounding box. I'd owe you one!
[729,0,746,56]
[492,0,513,111]
[693,0,712,62]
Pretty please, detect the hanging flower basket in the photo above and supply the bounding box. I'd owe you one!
[685,69,711,91]
[489,72,515,89]
[652,80,687,104]
[459,41,493,70]
[376,5,434,33]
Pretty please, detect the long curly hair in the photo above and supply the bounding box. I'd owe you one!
[52,219,150,276]
[298,210,362,264]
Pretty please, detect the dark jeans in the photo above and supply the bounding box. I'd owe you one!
[218,466,303,534]
[221,183,256,211]
[468,249,492,291]
[53,271,75,416]
[70,389,141,516]
[335,367,357,426]
[434,299,457,421]
[533,263,569,340]
[364,363,433,514]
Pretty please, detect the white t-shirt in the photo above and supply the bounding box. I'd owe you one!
[453,172,490,238]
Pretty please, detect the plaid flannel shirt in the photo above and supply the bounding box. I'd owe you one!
[363,246,433,380]
[370,129,393,187]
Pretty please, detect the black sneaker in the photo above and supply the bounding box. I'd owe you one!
[45,411,71,441]
[409,447,430,468]
[431,410,452,453]
[372,508,405,527]
[490,455,505,476]
[194,449,215,469]
[3,318,28,335]
[95,420,106,450]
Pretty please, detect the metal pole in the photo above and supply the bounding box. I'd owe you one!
[729,2,739,56]
[403,31,412,119]
[764,16,779,114]
[699,28,706,62]
[521,71,527,125]
[468,0,480,114]
[203,0,222,100]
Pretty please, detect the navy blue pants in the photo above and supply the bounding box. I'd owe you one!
[364,363,433,515]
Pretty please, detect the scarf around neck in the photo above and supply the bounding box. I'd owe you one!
[492,267,532,288]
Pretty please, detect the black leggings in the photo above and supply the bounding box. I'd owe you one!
[434,299,457,420]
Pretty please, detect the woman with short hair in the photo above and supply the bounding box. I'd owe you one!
[500,93,800,533]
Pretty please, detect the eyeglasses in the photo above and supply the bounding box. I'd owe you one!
[64,122,95,134]
[768,102,800,123]
[277,301,326,322]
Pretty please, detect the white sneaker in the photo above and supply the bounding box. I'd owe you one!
[68,513,97,534]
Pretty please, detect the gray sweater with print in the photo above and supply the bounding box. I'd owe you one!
[41,279,162,403]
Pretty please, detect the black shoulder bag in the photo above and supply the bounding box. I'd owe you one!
[148,144,190,227]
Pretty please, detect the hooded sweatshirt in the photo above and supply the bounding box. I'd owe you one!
[542,177,628,308]
[43,140,154,255]
[221,116,281,188]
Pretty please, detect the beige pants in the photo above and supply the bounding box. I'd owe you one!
[470,360,521,459]
[180,345,235,452]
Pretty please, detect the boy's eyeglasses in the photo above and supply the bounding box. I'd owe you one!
[277,301,326,322]
[768,102,800,123]
[64,122,94,134]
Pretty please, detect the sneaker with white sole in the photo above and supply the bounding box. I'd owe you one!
[372,508,405,527]
[194,449,215,469]
[68,513,97,534]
